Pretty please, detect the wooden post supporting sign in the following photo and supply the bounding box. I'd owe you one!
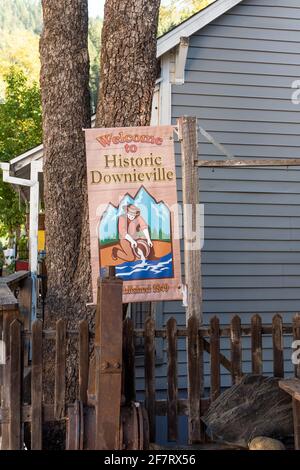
[178,116,202,322]
[178,116,203,443]
[95,269,123,450]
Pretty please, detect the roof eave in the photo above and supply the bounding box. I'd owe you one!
[157,0,244,58]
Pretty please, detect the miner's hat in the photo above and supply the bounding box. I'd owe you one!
[123,204,140,216]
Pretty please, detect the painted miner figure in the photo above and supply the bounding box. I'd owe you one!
[112,204,153,262]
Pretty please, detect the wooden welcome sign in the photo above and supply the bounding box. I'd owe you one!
[85,125,182,303]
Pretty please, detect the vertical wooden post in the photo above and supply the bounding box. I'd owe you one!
[123,317,136,403]
[95,274,123,450]
[9,319,22,450]
[293,397,300,450]
[178,116,203,444]
[18,276,32,367]
[272,314,284,378]
[167,317,178,442]
[1,306,19,450]
[54,319,66,420]
[31,319,43,450]
[293,399,300,450]
[144,317,156,443]
[178,116,202,323]
[210,316,220,402]
[187,316,202,443]
[251,314,262,375]
[79,320,89,405]
[293,314,300,379]
[230,315,242,384]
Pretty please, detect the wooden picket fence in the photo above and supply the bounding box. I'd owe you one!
[124,313,300,444]
[0,318,89,450]
[1,313,300,449]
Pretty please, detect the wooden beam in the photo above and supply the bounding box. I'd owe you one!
[178,116,202,323]
[95,275,123,450]
[196,158,300,168]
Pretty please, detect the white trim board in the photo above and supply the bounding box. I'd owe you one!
[157,0,244,58]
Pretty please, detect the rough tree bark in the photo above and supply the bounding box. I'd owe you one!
[96,0,161,128]
[40,0,91,324]
[96,0,161,329]
[40,0,91,447]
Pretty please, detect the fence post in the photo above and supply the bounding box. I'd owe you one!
[272,314,284,378]
[31,319,43,449]
[95,272,123,450]
[123,317,136,403]
[54,319,66,420]
[178,116,204,443]
[1,306,19,450]
[293,314,300,379]
[178,116,202,323]
[210,316,220,402]
[144,317,156,443]
[167,317,178,442]
[251,314,262,375]
[230,315,242,384]
[79,320,89,405]
[187,316,203,443]
[9,319,22,450]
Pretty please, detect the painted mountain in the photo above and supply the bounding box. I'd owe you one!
[99,186,171,245]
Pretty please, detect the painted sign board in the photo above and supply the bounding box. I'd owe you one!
[85,125,182,303]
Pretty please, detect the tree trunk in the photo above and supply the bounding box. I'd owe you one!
[40,0,91,323]
[40,0,91,448]
[96,0,161,128]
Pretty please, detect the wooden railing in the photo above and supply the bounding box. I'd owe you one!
[0,311,299,449]
[123,313,300,444]
[0,318,89,450]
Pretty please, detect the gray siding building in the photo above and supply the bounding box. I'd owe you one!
[7,0,300,445]
[136,0,300,396]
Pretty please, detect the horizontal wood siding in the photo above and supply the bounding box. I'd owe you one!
[136,0,300,394]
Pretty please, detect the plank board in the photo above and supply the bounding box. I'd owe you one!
[54,319,66,420]
[178,116,202,322]
[79,320,89,405]
[167,317,178,442]
[293,314,300,379]
[123,318,136,403]
[251,314,262,375]
[272,314,284,378]
[230,315,242,384]
[144,317,156,443]
[9,320,22,450]
[187,316,203,443]
[31,320,43,450]
[210,316,220,401]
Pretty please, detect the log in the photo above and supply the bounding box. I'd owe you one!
[203,375,293,448]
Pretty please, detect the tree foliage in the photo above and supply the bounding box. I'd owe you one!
[0,67,42,236]
[0,1,102,111]
[158,0,216,36]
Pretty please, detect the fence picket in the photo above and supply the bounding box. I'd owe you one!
[210,316,220,401]
[272,314,284,378]
[144,317,156,442]
[251,314,262,375]
[1,308,19,450]
[187,316,202,443]
[79,320,89,405]
[54,319,66,420]
[31,319,43,450]
[230,315,242,384]
[167,317,178,442]
[9,319,22,450]
[293,314,300,379]
[123,318,136,403]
